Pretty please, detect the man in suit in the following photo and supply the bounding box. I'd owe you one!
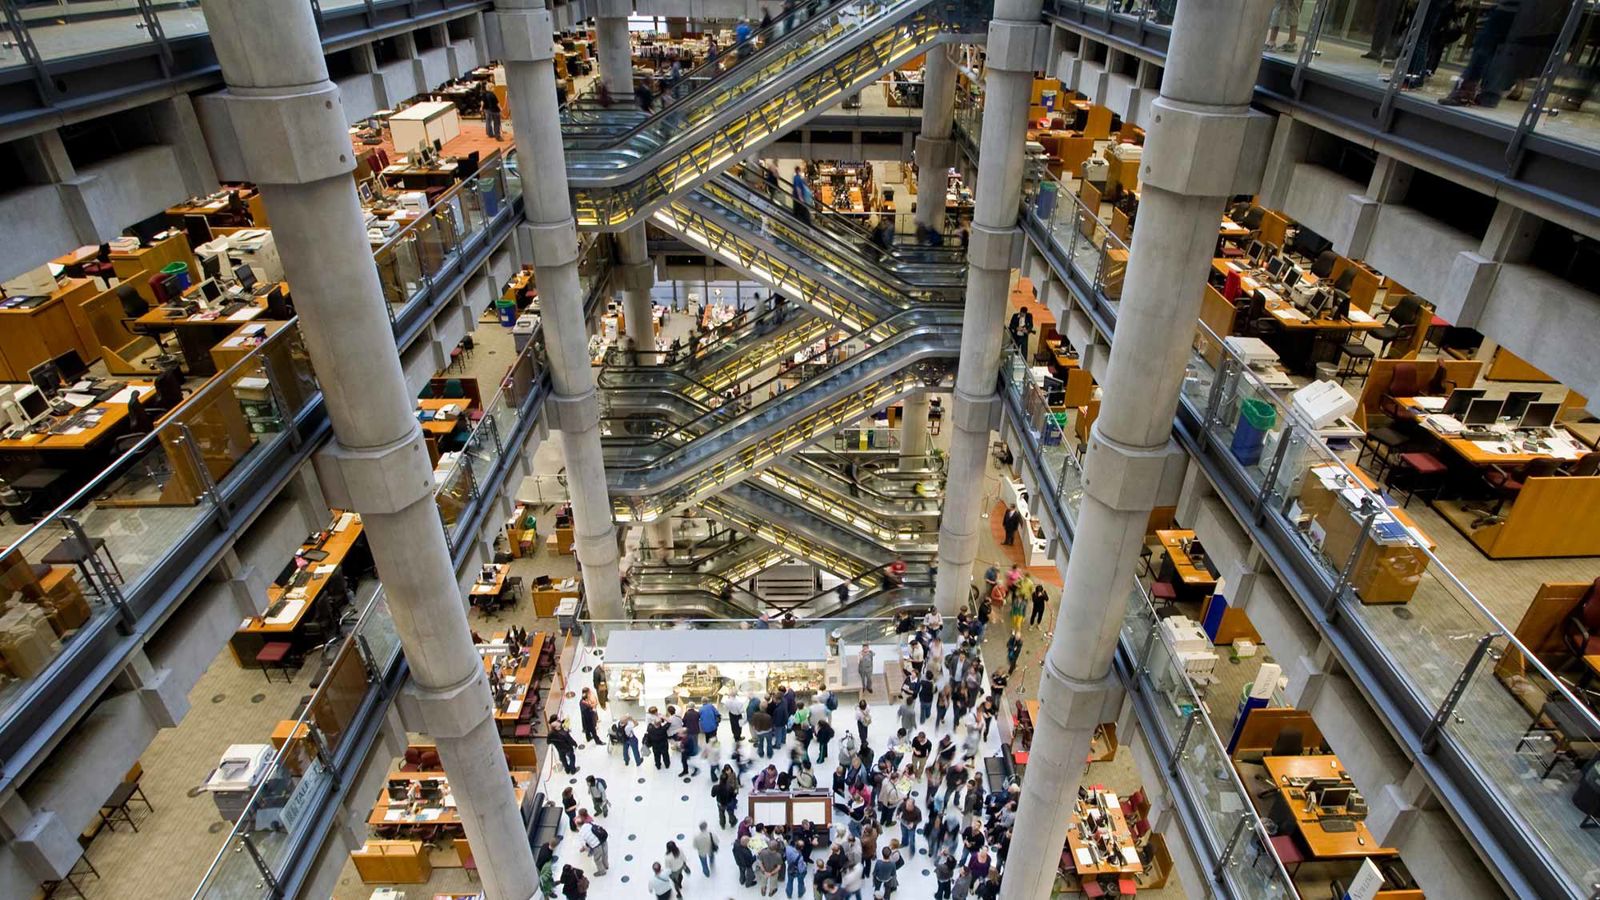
[1001,504,1022,545]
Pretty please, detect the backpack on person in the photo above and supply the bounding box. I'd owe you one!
[590,823,608,842]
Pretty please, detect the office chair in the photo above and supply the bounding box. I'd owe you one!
[83,243,115,281]
[1377,361,1422,420]
[1569,452,1600,477]
[1336,339,1375,383]
[1561,579,1600,681]
[1471,457,1562,528]
[442,378,466,399]
[154,367,185,411]
[1333,267,1357,293]
[1311,250,1337,278]
[1370,296,1422,358]
[1241,207,1265,231]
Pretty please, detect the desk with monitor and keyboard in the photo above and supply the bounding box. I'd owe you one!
[1261,754,1397,861]
[1213,254,1380,374]
[230,510,366,666]
[134,264,291,377]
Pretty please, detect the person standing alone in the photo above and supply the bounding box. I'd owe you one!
[481,86,502,140]
[1001,505,1022,546]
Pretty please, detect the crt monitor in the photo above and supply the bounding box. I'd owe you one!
[15,386,48,422]
[1282,267,1301,289]
[1442,388,1486,417]
[1266,256,1285,278]
[233,263,258,291]
[1464,397,1503,427]
[1501,390,1542,422]
[1316,786,1354,810]
[1521,401,1560,429]
[199,279,223,303]
[27,360,62,396]
[1305,289,1329,318]
[51,349,87,383]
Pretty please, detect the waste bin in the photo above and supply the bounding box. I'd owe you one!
[160,261,191,292]
[1230,398,1276,467]
[1035,181,1058,220]
[1314,361,1337,383]
[494,297,517,327]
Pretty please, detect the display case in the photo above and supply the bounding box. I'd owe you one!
[602,628,830,716]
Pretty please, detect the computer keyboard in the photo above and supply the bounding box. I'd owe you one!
[1462,429,1499,441]
[264,599,289,618]
[1320,818,1357,833]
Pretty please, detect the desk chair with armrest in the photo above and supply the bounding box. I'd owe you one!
[1569,452,1600,477]
[1251,727,1306,799]
[1332,267,1357,294]
[1471,457,1562,528]
[1370,296,1424,359]
[1377,361,1423,421]
[1561,578,1600,684]
[1310,250,1337,278]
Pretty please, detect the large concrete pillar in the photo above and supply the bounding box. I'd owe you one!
[197,1,539,896]
[899,392,930,466]
[495,0,626,620]
[914,46,958,235]
[931,1,1041,615]
[999,4,1274,897]
[594,0,633,98]
[616,224,656,355]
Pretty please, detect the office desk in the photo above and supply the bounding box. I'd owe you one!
[1062,792,1141,877]
[1219,216,1249,239]
[111,233,200,307]
[209,319,291,372]
[416,398,467,466]
[368,770,531,829]
[483,632,547,725]
[1400,399,1588,467]
[470,563,509,599]
[380,161,461,191]
[230,512,364,665]
[0,278,97,382]
[136,297,271,377]
[1261,755,1398,860]
[1155,529,1218,603]
[0,383,156,454]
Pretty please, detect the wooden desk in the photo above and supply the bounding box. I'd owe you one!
[136,295,271,377]
[368,770,531,828]
[351,839,432,884]
[1155,530,1217,589]
[1063,793,1141,877]
[1400,398,1588,467]
[209,319,290,372]
[111,232,200,307]
[417,398,468,437]
[231,512,364,663]
[470,563,509,598]
[1298,464,1432,604]
[483,632,546,723]
[1261,755,1398,860]
[0,382,156,454]
[1219,217,1249,239]
[0,278,97,382]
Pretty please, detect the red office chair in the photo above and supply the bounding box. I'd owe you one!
[1562,578,1600,682]
[1377,361,1422,420]
[1472,457,1561,528]
[1568,452,1600,477]
[1117,876,1139,895]
[400,747,425,771]
[1269,834,1306,877]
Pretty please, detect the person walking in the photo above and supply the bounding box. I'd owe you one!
[934,848,956,899]
[548,720,579,773]
[699,699,721,740]
[1000,505,1021,545]
[620,716,643,766]
[751,704,775,758]
[646,716,671,769]
[648,861,673,899]
[580,690,602,744]
[1029,581,1048,628]
[871,846,904,899]
[1006,631,1023,676]
[578,813,609,876]
[713,767,741,828]
[585,774,610,817]
[481,86,502,140]
[917,675,935,723]
[692,821,719,876]
[663,841,689,897]
[791,166,814,225]
[897,699,917,735]
[539,852,558,898]
[725,693,746,743]
[1008,589,1026,635]
[899,798,922,857]
[856,700,872,745]
[935,684,951,730]
[816,716,835,763]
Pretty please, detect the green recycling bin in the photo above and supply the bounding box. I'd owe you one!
[160,261,191,292]
[494,298,517,327]
[1230,398,1276,466]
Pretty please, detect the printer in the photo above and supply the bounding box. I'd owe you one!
[228,229,284,284]
[1292,380,1363,442]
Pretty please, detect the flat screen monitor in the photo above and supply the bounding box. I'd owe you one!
[1501,390,1541,422]
[15,386,48,421]
[1282,267,1301,289]
[200,279,223,303]
[51,349,87,383]
[1305,290,1328,317]
[233,263,257,291]
[1317,786,1354,810]
[1464,397,1503,427]
[1331,290,1351,321]
[27,360,62,396]
[199,252,222,282]
[1521,401,1560,430]
[183,214,213,251]
[1266,256,1284,278]
[1442,388,1486,417]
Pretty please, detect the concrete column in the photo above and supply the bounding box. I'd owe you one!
[1000,3,1275,897]
[197,1,539,896]
[617,224,656,355]
[595,0,633,97]
[931,2,1044,615]
[495,0,626,619]
[899,392,930,466]
[913,46,958,235]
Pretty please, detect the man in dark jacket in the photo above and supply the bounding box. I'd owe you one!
[548,720,579,773]
[750,706,775,757]
[1001,504,1022,545]
[732,835,757,887]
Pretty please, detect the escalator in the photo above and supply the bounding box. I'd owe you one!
[562,0,991,228]
[599,309,960,520]
[606,306,836,401]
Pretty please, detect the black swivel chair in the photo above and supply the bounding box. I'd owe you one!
[1369,295,1422,358]
[1310,250,1337,278]
[1253,727,1306,798]
[1332,267,1357,293]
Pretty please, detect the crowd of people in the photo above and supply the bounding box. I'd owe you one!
[538,609,1026,898]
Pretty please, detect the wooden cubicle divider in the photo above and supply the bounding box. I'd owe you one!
[423,376,483,410]
[1487,346,1557,383]
[1496,581,1593,681]
[1197,285,1237,369]
[1083,104,1113,140]
[111,232,200,306]
[1352,358,1484,430]
[1476,475,1600,559]
[0,277,99,382]
[407,741,540,770]
[1326,257,1383,312]
[1257,210,1290,248]
[1230,707,1324,759]
[1078,180,1102,240]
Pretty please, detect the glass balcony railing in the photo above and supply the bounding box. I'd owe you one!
[1039,0,1600,157]
[999,344,1087,524]
[1120,578,1299,897]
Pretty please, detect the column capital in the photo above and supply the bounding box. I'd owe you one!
[915,135,955,171]
[1081,426,1184,513]
[968,223,1020,271]
[951,386,1001,433]
[1141,97,1274,197]
[314,428,435,515]
[519,220,580,268]
[494,7,554,63]
[985,21,1045,73]
[217,82,353,185]
[403,672,496,739]
[549,389,601,432]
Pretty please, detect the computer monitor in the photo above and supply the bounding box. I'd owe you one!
[1247,239,1263,261]
[1331,290,1351,321]
[1266,256,1285,278]
[199,252,222,282]
[27,360,62,397]
[233,263,258,291]
[1305,289,1328,318]
[51,349,87,383]
[199,279,223,304]
[1521,401,1560,430]
[1316,786,1354,810]
[1282,267,1301,289]
[1464,397,1503,427]
[183,214,213,251]
[14,386,48,423]
[1442,388,1486,417]
[1501,390,1541,422]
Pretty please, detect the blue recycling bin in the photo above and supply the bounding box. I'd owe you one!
[1230,398,1276,467]
[1035,181,1058,220]
[494,298,517,327]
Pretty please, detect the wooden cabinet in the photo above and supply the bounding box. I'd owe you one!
[351,839,432,884]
